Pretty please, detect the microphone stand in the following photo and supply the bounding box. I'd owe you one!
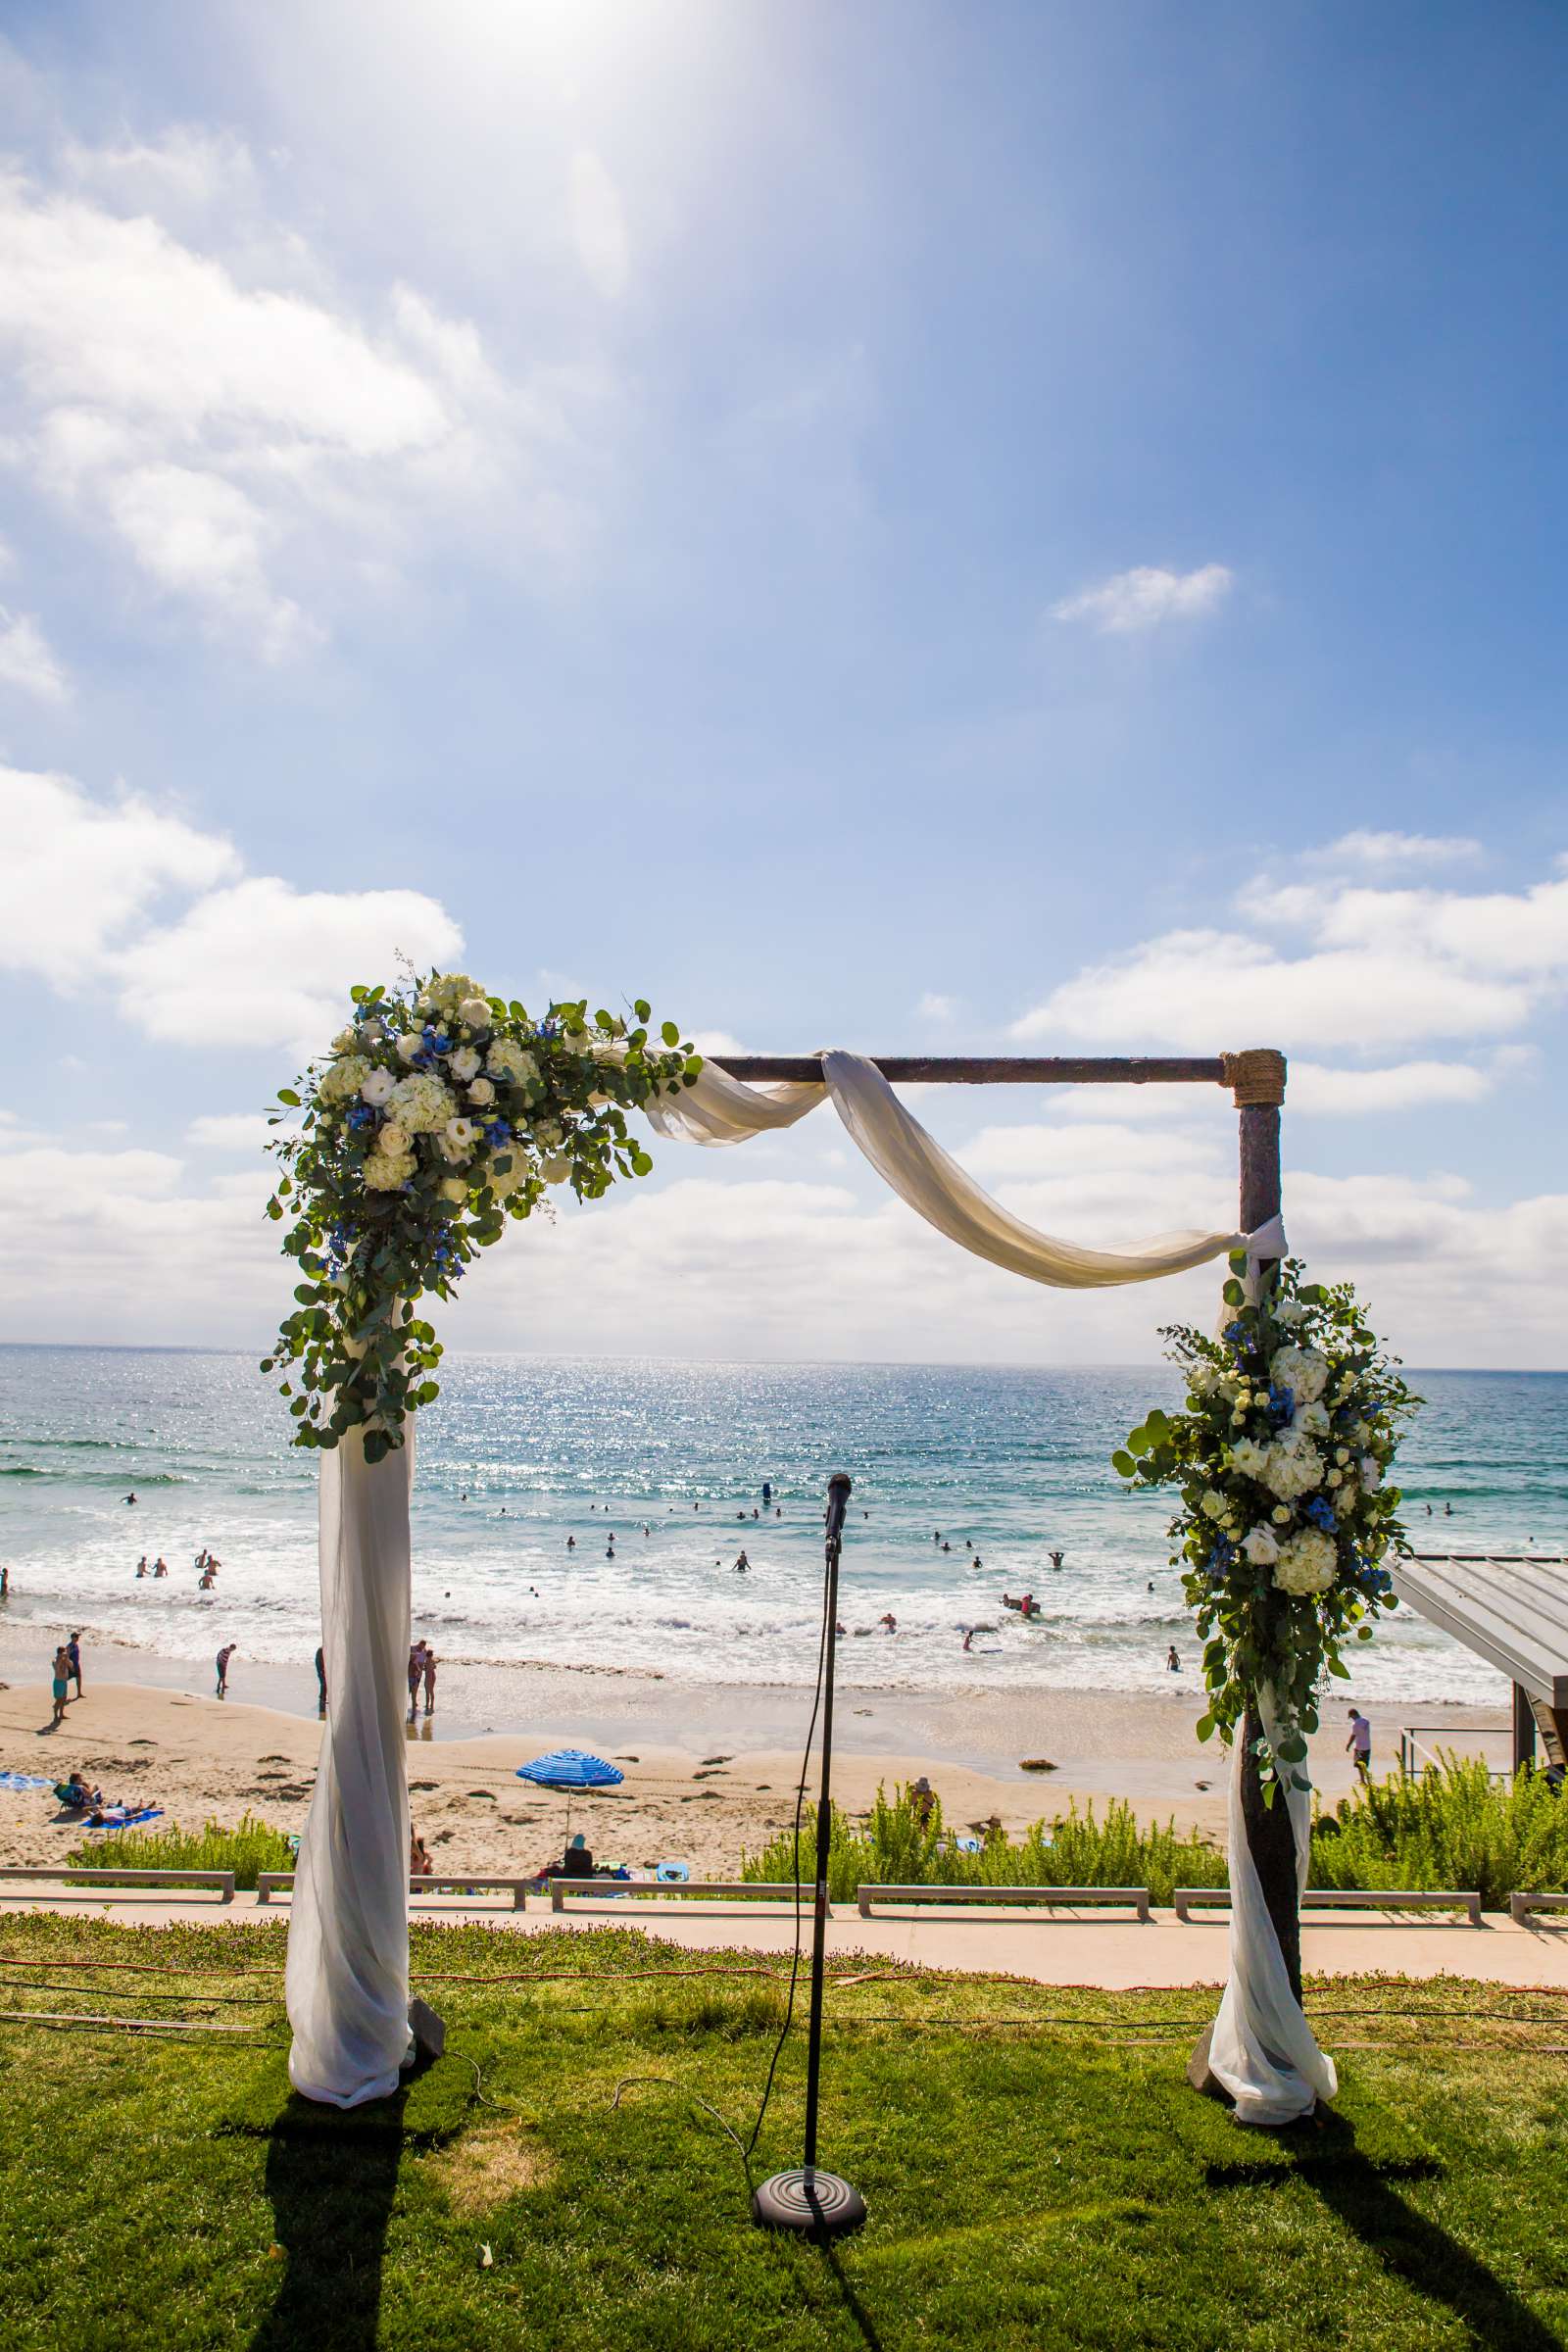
[752,1471,867,2236]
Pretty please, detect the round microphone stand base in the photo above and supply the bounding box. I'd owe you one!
[752,2166,867,2237]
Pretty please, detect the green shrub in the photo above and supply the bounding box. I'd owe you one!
[742,1783,1227,1908]
[1310,1752,1568,1909]
[69,1812,295,1890]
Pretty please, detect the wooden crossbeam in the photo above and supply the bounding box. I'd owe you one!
[710,1055,1227,1085]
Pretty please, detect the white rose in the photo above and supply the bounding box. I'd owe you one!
[361,1068,395,1106]
[360,1018,385,1045]
[1273,1527,1339,1596]
[459,996,492,1030]
[1272,1505,1291,1524]
[1242,1525,1280,1567]
[1326,1467,1343,1488]
[540,1154,569,1184]
[1200,1490,1227,1520]
[1359,1455,1382,1494]
[466,1077,495,1105]
[449,1047,481,1082]
[377,1121,410,1157]
[439,1176,468,1204]
[396,1032,423,1062]
[1269,1345,1331,1406]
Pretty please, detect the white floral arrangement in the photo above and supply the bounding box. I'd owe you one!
[263,973,698,1461]
[1113,1255,1418,1796]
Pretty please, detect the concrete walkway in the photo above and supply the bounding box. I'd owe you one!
[4,1888,1567,1989]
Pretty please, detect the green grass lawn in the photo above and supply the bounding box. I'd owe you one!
[3,1916,1567,2351]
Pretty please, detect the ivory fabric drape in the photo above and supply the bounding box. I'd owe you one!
[1206,1688,1338,2126]
[285,1428,416,2107]
[646,1050,1286,1282]
[288,1047,1299,2113]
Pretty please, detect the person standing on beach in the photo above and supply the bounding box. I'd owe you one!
[216,1644,235,1699]
[421,1648,437,1715]
[50,1643,71,1726]
[67,1633,83,1698]
[1165,1643,1181,1673]
[315,1645,327,1714]
[408,1642,425,1713]
[1347,1707,1372,1784]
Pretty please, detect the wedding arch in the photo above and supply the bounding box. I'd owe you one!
[266,977,1405,2129]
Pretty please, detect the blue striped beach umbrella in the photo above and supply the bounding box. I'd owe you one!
[514,1747,624,1838]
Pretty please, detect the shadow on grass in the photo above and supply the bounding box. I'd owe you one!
[220,2075,459,2352]
[818,2236,886,2352]
[1206,2111,1559,2352]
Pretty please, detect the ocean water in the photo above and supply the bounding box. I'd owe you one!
[0,1346,1561,1704]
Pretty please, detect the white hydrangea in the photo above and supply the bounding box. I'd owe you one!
[1296,1400,1331,1437]
[1273,1527,1339,1596]
[1242,1524,1280,1567]
[330,1026,358,1054]
[1359,1455,1383,1493]
[388,1073,456,1133]
[1272,1298,1306,1328]
[540,1154,569,1184]
[449,1047,481,1082]
[319,1054,371,1104]
[423,972,479,1016]
[361,1068,395,1106]
[1229,1438,1270,1479]
[535,1119,564,1151]
[486,1039,541,1090]
[1259,1429,1323,1500]
[364,1149,416,1191]
[491,1152,529,1196]
[1269,1345,1330,1404]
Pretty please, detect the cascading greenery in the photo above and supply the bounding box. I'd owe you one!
[262,971,700,1460]
[1112,1253,1418,1801]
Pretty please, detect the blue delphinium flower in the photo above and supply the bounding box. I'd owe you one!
[1304,1495,1337,1532]
[347,1104,375,1131]
[1268,1383,1296,1426]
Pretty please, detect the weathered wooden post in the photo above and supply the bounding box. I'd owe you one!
[1224,1046,1301,2002]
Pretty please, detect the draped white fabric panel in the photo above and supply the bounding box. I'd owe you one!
[286,1429,415,2107]
[1206,1687,1337,2127]
[647,1050,1285,1282]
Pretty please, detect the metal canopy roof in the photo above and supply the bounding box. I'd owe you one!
[1391,1553,1568,1708]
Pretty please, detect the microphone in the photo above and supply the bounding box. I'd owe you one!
[824,1472,853,1545]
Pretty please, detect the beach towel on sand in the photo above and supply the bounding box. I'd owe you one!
[0,1771,55,1792]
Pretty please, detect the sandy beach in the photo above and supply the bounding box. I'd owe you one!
[0,1620,1509,1880]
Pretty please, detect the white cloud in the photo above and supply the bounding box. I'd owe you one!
[186,1113,279,1152]
[0,607,68,700]
[1,763,464,1051]
[569,149,628,299]
[1049,563,1232,634]
[1308,829,1482,873]
[61,125,258,213]
[1014,852,1568,1053]
[116,876,463,1053]
[0,767,238,984]
[0,158,603,650]
[1288,1060,1493,1115]
[917,992,958,1024]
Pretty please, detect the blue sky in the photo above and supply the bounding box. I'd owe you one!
[1,2,1565,1364]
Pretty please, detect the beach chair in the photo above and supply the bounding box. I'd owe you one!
[656,1861,691,1884]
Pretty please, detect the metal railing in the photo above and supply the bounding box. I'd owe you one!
[1174,1885,1483,1926]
